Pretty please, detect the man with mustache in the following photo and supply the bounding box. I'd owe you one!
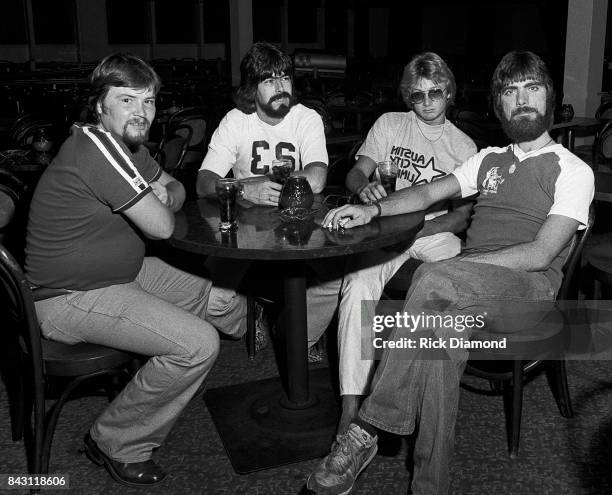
[307,51,593,494]
[197,41,327,203]
[197,42,339,358]
[25,53,245,487]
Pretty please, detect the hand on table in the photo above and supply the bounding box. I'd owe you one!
[322,204,377,230]
[242,179,283,206]
[357,181,387,204]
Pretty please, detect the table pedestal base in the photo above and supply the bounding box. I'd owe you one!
[203,367,338,473]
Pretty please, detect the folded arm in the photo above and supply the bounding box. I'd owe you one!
[460,214,580,271]
[123,189,175,240]
[150,170,185,212]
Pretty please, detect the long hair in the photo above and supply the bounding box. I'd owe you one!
[491,50,555,128]
[87,53,161,123]
[234,42,294,114]
[399,52,456,108]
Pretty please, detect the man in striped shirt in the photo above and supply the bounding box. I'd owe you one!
[25,53,245,488]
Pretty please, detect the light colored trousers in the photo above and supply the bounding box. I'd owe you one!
[34,257,246,463]
[204,256,343,347]
[335,232,461,396]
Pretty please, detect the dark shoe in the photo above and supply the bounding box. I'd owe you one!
[83,433,166,488]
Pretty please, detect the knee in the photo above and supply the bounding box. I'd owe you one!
[341,272,377,300]
[186,326,220,365]
[408,262,460,309]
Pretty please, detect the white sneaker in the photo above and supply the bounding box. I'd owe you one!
[306,423,378,494]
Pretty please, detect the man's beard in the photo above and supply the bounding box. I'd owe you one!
[258,92,294,119]
[122,119,150,152]
[499,106,551,143]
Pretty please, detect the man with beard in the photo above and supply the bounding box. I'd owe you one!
[25,53,245,487]
[197,42,339,358]
[197,41,327,202]
[307,51,593,494]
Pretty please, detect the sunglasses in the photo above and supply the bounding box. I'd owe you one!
[408,87,447,105]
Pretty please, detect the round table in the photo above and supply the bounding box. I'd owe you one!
[169,196,424,471]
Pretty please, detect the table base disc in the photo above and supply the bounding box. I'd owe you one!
[203,367,339,473]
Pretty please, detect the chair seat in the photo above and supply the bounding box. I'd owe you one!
[42,339,134,377]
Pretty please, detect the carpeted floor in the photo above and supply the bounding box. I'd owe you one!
[2,333,612,495]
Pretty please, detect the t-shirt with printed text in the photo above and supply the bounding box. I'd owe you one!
[357,111,476,219]
[200,103,328,179]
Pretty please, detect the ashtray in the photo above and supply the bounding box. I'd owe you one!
[279,207,314,223]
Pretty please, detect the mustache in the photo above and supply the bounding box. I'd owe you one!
[269,92,292,104]
[511,107,539,117]
[127,118,149,125]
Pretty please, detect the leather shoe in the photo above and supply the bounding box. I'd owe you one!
[83,433,166,487]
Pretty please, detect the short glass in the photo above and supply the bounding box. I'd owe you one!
[269,159,293,185]
[215,178,239,231]
[377,160,398,194]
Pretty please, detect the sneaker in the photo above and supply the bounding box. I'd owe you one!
[308,343,324,363]
[254,302,270,352]
[306,423,378,494]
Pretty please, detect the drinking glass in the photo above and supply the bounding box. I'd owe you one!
[215,178,239,231]
[377,161,398,194]
[270,159,293,185]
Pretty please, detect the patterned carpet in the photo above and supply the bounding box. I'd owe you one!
[2,334,612,495]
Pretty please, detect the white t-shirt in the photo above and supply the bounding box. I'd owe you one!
[357,111,477,218]
[200,104,328,179]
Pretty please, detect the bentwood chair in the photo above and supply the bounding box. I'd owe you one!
[0,244,136,476]
[0,169,26,247]
[162,107,207,166]
[157,123,192,175]
[463,204,595,458]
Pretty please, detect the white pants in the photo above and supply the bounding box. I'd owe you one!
[336,232,462,395]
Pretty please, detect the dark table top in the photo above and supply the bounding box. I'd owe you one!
[170,196,424,261]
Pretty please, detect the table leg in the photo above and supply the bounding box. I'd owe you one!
[282,260,315,407]
[202,259,338,473]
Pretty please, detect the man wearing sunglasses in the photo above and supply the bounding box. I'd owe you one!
[320,52,476,438]
[307,51,593,494]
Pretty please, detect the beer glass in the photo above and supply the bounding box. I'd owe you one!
[377,161,398,194]
[215,178,239,231]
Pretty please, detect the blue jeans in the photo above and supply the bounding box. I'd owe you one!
[34,257,246,463]
[358,258,555,495]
